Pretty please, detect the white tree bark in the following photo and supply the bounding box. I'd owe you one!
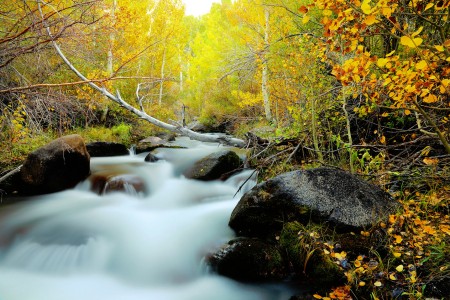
[262,6,272,122]
[37,1,246,148]
[158,43,166,105]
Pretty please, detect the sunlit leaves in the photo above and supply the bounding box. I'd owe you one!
[435,45,445,52]
[361,0,373,14]
[400,36,423,48]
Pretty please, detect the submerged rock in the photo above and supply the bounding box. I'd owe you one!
[229,167,399,237]
[183,150,241,181]
[103,174,146,196]
[90,173,146,196]
[206,237,285,281]
[144,153,159,163]
[135,136,184,154]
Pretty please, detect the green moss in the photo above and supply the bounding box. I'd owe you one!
[279,221,345,286]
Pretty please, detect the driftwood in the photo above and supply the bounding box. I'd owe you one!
[37,2,246,148]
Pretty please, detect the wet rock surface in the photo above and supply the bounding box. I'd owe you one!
[207,167,399,291]
[206,237,285,281]
[229,167,399,237]
[183,150,241,181]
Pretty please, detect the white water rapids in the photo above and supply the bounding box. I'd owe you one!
[0,138,293,300]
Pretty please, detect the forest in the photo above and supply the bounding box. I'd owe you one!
[0,0,449,299]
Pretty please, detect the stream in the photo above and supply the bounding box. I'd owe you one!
[0,137,294,300]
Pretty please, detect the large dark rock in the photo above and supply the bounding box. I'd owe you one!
[86,142,129,157]
[19,134,90,195]
[183,150,241,181]
[206,237,285,281]
[230,167,399,237]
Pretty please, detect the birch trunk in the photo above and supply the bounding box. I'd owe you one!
[262,6,272,122]
[37,1,246,148]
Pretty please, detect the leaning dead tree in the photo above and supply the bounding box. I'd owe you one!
[37,1,246,148]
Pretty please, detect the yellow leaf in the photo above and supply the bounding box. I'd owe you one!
[386,50,396,57]
[412,26,424,37]
[416,60,427,70]
[374,281,382,287]
[400,36,423,48]
[424,3,434,11]
[380,135,386,144]
[447,57,450,62]
[389,273,397,280]
[323,9,333,16]
[313,294,323,299]
[361,0,372,14]
[394,234,402,243]
[364,15,377,25]
[396,265,404,272]
[405,109,411,115]
[382,7,392,17]
[303,15,310,24]
[393,252,402,258]
[377,58,389,67]
[359,281,366,286]
[423,157,439,165]
[354,260,361,267]
[442,79,450,87]
[435,45,445,52]
[423,94,438,103]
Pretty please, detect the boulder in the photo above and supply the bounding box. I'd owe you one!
[136,136,184,154]
[230,167,399,237]
[19,134,90,195]
[206,237,285,281]
[86,142,129,157]
[90,173,146,196]
[144,153,159,162]
[103,174,146,196]
[183,150,241,181]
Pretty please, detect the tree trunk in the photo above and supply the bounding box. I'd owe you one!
[37,1,246,148]
[158,43,166,105]
[262,6,272,122]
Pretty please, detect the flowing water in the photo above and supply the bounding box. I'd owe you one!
[0,137,293,300]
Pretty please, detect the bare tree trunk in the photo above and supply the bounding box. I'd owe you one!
[102,0,117,123]
[262,6,272,122]
[158,43,166,105]
[107,0,116,75]
[37,1,246,148]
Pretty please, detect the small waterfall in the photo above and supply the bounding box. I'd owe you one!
[0,139,291,300]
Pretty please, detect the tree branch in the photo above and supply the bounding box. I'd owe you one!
[36,0,246,148]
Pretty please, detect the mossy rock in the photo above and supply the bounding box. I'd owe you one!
[206,237,285,281]
[279,222,345,287]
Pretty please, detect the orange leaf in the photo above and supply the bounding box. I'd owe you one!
[299,6,309,13]
[364,15,377,25]
[423,94,438,103]
[423,157,439,165]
